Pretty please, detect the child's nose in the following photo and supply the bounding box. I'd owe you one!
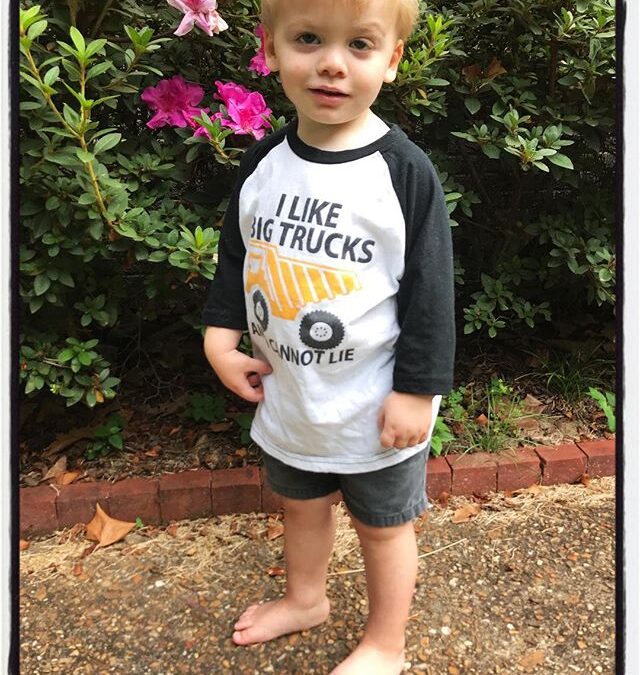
[316,46,347,77]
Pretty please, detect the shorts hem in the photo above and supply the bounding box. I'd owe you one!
[267,481,338,501]
[345,496,428,528]
[251,426,429,474]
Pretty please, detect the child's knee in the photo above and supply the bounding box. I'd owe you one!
[349,514,414,542]
[282,492,339,517]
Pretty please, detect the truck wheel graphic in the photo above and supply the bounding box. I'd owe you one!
[252,290,269,331]
[299,311,344,350]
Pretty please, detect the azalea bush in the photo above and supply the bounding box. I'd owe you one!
[19,0,615,412]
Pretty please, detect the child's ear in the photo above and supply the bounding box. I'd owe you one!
[263,27,280,72]
[383,39,405,83]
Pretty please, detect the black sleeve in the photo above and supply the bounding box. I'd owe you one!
[383,142,456,395]
[201,127,287,328]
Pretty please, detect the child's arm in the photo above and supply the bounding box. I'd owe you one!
[204,326,272,403]
[379,150,455,449]
[201,142,273,403]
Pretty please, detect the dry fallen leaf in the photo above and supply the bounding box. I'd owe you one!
[209,421,233,433]
[20,539,30,552]
[43,429,93,457]
[437,491,451,509]
[144,446,161,457]
[58,470,82,486]
[522,394,545,413]
[518,649,545,671]
[80,543,96,559]
[451,421,464,435]
[515,416,540,432]
[41,455,67,483]
[166,524,179,538]
[514,484,545,497]
[235,447,248,458]
[486,56,507,79]
[475,414,489,427]
[85,503,135,549]
[486,527,504,541]
[267,521,284,541]
[580,473,591,486]
[168,426,182,436]
[267,566,286,577]
[452,503,481,523]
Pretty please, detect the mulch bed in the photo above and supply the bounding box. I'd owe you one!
[18,335,614,489]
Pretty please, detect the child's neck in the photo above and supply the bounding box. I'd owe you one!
[295,110,389,152]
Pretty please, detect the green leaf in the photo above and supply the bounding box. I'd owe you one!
[93,133,121,155]
[108,434,123,450]
[464,97,481,115]
[424,78,449,86]
[78,192,96,205]
[62,103,81,129]
[43,65,59,86]
[598,268,613,283]
[86,61,113,80]
[85,38,107,58]
[57,348,74,363]
[482,144,501,159]
[46,151,79,166]
[34,274,50,296]
[69,26,86,56]
[76,149,95,163]
[20,101,44,111]
[86,389,97,407]
[77,351,93,366]
[548,153,574,170]
[27,19,48,40]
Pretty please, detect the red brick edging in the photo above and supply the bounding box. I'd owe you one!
[19,439,615,537]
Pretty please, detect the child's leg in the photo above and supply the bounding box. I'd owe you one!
[329,517,417,675]
[232,492,337,645]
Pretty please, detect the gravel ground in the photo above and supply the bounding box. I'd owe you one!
[20,477,615,674]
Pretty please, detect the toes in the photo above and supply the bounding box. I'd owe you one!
[232,630,250,645]
[234,604,260,629]
[232,627,261,646]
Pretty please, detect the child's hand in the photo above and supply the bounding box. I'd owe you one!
[212,349,273,403]
[203,327,272,403]
[378,392,433,449]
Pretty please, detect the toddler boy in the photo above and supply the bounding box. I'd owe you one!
[202,0,455,672]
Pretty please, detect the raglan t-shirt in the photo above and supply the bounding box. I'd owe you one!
[202,120,455,474]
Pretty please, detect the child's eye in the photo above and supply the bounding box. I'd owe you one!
[350,39,371,51]
[296,33,320,45]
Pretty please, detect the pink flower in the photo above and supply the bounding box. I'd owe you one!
[214,81,251,108]
[141,75,207,129]
[248,24,271,77]
[167,0,228,37]
[193,124,211,140]
[213,80,272,140]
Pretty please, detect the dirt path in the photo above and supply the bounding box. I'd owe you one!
[20,477,615,674]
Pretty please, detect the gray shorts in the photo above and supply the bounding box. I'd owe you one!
[261,446,429,528]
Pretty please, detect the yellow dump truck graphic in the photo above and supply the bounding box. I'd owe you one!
[245,240,361,350]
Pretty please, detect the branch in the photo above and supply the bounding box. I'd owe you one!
[90,0,115,39]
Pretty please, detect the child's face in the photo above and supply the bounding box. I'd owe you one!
[263,0,404,137]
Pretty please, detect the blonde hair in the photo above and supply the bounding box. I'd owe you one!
[260,0,420,41]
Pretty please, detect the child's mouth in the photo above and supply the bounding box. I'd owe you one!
[310,88,347,98]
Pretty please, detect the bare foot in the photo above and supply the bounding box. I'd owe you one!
[329,641,406,675]
[232,596,330,646]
